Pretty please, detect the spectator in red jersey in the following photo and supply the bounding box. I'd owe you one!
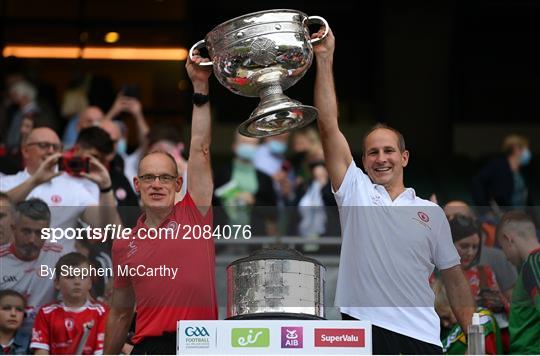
[0,290,29,355]
[30,253,108,355]
[0,199,63,339]
[104,52,216,354]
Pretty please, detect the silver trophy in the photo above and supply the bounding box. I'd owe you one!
[189,9,329,137]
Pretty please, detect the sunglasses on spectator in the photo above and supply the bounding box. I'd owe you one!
[138,174,178,184]
[26,142,62,152]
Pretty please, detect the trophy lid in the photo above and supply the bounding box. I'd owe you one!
[227,247,326,268]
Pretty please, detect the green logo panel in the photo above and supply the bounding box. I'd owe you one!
[231,328,270,347]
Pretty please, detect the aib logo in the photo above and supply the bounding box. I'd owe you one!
[185,327,210,337]
[281,327,303,348]
[231,328,270,348]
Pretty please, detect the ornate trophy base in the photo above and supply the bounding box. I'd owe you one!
[239,102,318,138]
[238,79,318,137]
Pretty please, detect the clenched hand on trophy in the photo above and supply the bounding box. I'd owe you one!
[189,9,329,138]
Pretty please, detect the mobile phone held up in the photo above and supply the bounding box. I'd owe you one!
[58,154,90,177]
[121,84,140,99]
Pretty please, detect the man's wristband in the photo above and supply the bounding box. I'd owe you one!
[100,185,113,193]
[192,92,209,106]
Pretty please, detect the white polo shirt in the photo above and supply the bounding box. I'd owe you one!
[0,170,99,252]
[0,243,64,335]
[0,170,99,229]
[334,161,460,346]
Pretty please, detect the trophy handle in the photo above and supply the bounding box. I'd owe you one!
[306,16,329,44]
[189,39,213,66]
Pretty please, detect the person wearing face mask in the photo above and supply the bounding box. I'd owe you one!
[214,133,277,234]
[472,134,534,212]
[253,133,289,177]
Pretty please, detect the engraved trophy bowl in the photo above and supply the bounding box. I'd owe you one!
[189,9,329,137]
[226,248,326,319]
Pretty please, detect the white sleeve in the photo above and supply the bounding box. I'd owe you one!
[333,161,370,205]
[0,174,18,192]
[433,209,461,270]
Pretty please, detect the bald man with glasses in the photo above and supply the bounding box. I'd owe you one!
[104,54,216,355]
[1,127,121,251]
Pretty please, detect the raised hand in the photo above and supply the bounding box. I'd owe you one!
[33,153,62,184]
[186,50,213,87]
[311,26,335,61]
[107,94,143,119]
[81,156,112,190]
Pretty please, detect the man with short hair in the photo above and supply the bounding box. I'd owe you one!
[1,127,121,251]
[104,53,216,355]
[496,210,540,354]
[0,199,63,337]
[312,26,474,353]
[74,126,140,227]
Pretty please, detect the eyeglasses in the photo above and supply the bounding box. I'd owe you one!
[26,142,62,152]
[138,174,178,184]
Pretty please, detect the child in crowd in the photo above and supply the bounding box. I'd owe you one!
[30,252,108,355]
[0,290,29,355]
[433,280,503,354]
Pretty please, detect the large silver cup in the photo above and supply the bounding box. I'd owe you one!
[189,9,329,137]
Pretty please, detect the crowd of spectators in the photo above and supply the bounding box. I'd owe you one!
[0,71,538,354]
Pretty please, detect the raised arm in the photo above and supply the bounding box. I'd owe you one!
[185,53,213,213]
[104,94,150,148]
[313,27,353,191]
[6,153,61,203]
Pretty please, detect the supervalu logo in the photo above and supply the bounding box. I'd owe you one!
[314,328,365,347]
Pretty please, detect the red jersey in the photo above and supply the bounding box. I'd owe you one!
[30,300,108,355]
[112,192,217,344]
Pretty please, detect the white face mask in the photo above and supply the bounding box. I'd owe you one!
[116,138,127,155]
[519,148,531,166]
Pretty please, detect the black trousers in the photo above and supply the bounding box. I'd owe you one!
[131,332,176,355]
[341,313,442,355]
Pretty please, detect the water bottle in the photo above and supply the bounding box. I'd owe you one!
[467,313,485,355]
